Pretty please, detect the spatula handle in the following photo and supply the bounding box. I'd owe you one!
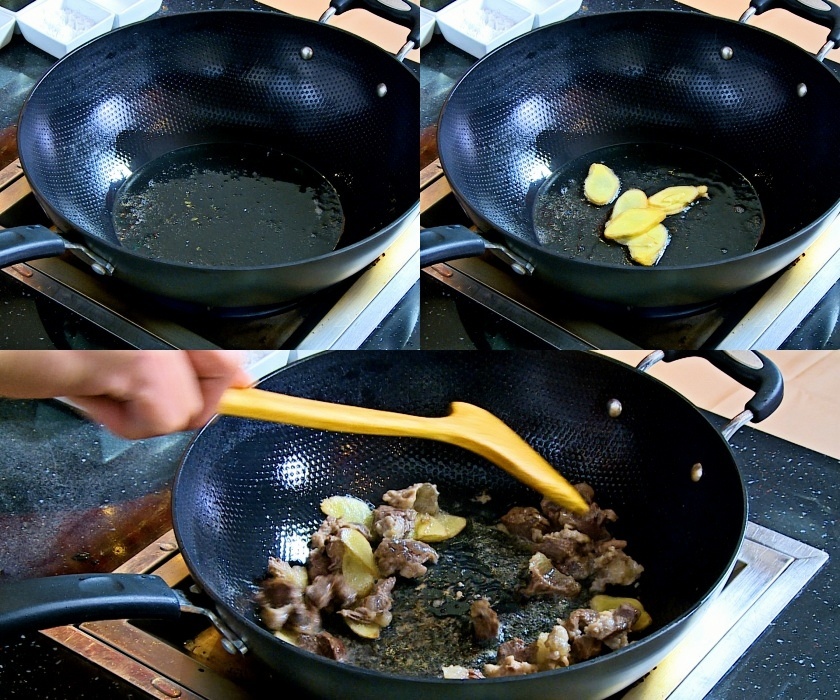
[217,387,444,439]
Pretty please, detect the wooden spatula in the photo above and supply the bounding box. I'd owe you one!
[217,387,589,514]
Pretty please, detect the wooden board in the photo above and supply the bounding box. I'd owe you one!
[678,0,840,60]
[256,0,420,63]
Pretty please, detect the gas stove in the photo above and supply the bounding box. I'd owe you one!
[34,521,827,700]
[420,160,840,350]
[0,159,420,350]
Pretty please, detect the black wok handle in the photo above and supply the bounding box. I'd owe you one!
[749,0,840,46]
[330,0,421,48]
[0,573,182,637]
[659,350,784,422]
[0,225,67,267]
[420,224,488,267]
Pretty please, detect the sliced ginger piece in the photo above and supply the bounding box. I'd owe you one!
[321,495,373,528]
[344,619,382,639]
[339,527,378,574]
[413,511,467,542]
[626,223,670,266]
[648,185,709,215]
[603,206,666,244]
[583,163,621,205]
[609,188,648,221]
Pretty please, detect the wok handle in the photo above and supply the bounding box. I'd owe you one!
[0,225,67,267]
[420,225,488,267]
[747,0,840,48]
[329,0,421,50]
[0,574,182,637]
[660,351,783,423]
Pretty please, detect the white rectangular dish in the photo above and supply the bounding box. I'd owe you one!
[0,7,15,49]
[510,0,581,28]
[16,0,114,58]
[419,5,435,48]
[92,0,160,28]
[436,0,534,59]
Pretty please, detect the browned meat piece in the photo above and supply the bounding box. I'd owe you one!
[307,518,373,580]
[260,596,322,635]
[582,604,639,641]
[497,637,530,663]
[521,552,582,598]
[339,577,397,627]
[500,506,551,541]
[470,598,500,644]
[483,656,540,677]
[540,483,618,541]
[374,538,439,578]
[382,482,440,514]
[536,527,595,580]
[562,604,640,662]
[305,573,358,611]
[565,606,599,632]
[589,545,645,593]
[570,634,603,661]
[296,631,347,661]
[258,575,302,609]
[371,505,417,539]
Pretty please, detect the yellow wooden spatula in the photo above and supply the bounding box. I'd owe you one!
[217,387,588,514]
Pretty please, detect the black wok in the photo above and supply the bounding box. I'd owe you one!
[421,0,840,309]
[0,1,419,310]
[0,350,783,699]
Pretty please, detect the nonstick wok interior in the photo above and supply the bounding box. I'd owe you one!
[174,350,746,698]
[438,10,840,261]
[17,10,417,266]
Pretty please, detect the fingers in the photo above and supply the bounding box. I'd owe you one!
[67,350,249,439]
[183,350,253,430]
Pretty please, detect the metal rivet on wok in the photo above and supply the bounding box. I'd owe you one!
[720,46,733,60]
[607,398,622,418]
[797,83,808,97]
[691,463,704,482]
[376,83,388,97]
[300,46,313,60]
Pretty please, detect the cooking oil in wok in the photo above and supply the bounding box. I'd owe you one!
[339,514,585,677]
[113,143,344,267]
[531,143,764,267]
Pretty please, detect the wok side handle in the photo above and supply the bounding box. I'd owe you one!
[746,0,840,54]
[326,0,421,51]
[0,225,67,267]
[420,225,489,268]
[640,350,784,434]
[0,574,182,637]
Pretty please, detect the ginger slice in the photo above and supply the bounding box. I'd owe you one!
[648,185,709,215]
[583,163,621,205]
[626,223,670,266]
[603,206,666,244]
[609,188,648,221]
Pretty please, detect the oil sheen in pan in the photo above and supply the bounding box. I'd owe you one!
[113,143,344,267]
[338,507,592,676]
[531,143,764,267]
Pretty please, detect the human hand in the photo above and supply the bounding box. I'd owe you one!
[0,350,251,439]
